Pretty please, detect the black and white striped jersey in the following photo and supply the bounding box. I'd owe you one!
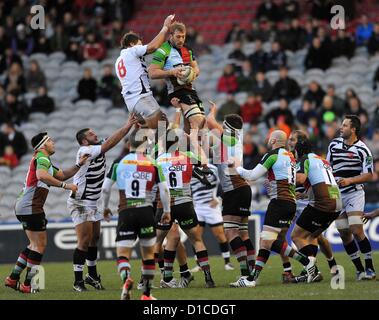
[326,137,373,194]
[190,164,219,206]
[70,144,106,205]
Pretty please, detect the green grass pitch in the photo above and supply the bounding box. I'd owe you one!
[1,253,379,300]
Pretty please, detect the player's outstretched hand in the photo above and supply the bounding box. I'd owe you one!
[208,100,217,115]
[337,177,352,187]
[126,112,139,129]
[161,212,171,225]
[171,66,186,78]
[66,183,78,193]
[163,14,175,28]
[362,210,379,224]
[103,208,113,222]
[78,153,91,167]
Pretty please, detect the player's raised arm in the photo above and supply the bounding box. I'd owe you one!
[206,101,223,134]
[101,113,138,154]
[146,14,175,54]
[54,153,90,181]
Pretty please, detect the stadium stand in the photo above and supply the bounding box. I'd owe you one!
[1,0,379,223]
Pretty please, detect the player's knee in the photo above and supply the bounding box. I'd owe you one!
[338,228,352,242]
[350,224,364,238]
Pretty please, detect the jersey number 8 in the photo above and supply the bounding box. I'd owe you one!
[117,59,127,78]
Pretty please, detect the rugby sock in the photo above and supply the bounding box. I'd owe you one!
[117,256,131,283]
[219,241,231,264]
[357,237,375,271]
[247,249,270,282]
[299,244,318,257]
[154,252,164,273]
[327,257,337,270]
[195,250,212,281]
[24,250,43,286]
[10,247,30,280]
[86,246,98,278]
[179,263,191,278]
[230,237,249,276]
[244,239,256,271]
[271,240,310,266]
[142,259,155,297]
[73,248,87,283]
[283,262,292,273]
[163,249,176,282]
[343,240,365,272]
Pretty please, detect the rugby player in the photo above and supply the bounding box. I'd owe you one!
[231,130,317,287]
[115,14,175,129]
[5,132,89,293]
[327,115,376,280]
[112,129,171,300]
[69,114,138,292]
[206,102,256,282]
[291,137,342,283]
[154,129,216,289]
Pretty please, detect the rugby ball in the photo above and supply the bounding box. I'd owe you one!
[177,65,196,85]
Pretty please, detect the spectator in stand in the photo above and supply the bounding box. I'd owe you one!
[251,71,273,103]
[71,24,87,45]
[192,34,212,57]
[98,64,119,104]
[373,65,379,90]
[304,37,332,70]
[62,12,78,39]
[265,98,294,129]
[11,23,34,56]
[346,96,368,118]
[65,41,83,63]
[0,101,11,126]
[325,84,345,117]
[320,121,339,154]
[356,14,374,46]
[82,32,106,61]
[317,26,332,53]
[296,100,317,126]
[216,95,240,122]
[307,116,322,147]
[304,19,316,46]
[225,23,246,43]
[26,60,46,93]
[368,23,379,56]
[256,0,280,22]
[311,0,333,21]
[217,64,239,94]
[228,40,247,62]
[0,48,23,75]
[332,30,356,59]
[265,41,287,71]
[76,68,98,102]
[371,100,379,130]
[279,0,300,20]
[304,81,326,108]
[10,0,29,24]
[277,19,306,52]
[0,145,19,169]
[185,26,198,48]
[34,35,51,54]
[248,39,267,72]
[344,88,360,110]
[247,21,264,42]
[240,94,263,124]
[237,61,254,92]
[272,66,301,102]
[30,86,55,114]
[1,122,27,159]
[243,134,262,169]
[318,96,338,124]
[366,129,379,160]
[50,24,70,52]
[4,62,26,95]
[0,26,10,57]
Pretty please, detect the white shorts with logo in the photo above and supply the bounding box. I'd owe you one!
[341,189,365,214]
[131,95,161,119]
[67,199,103,227]
[194,205,223,226]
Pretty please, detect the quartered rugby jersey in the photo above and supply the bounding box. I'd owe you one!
[70,144,106,206]
[326,137,373,194]
[115,44,152,110]
[298,153,342,212]
[213,133,248,193]
[15,151,59,215]
[151,41,196,94]
[191,164,219,206]
[260,147,296,203]
[156,150,195,206]
[116,153,165,211]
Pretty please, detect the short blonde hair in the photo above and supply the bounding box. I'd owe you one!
[170,21,186,34]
